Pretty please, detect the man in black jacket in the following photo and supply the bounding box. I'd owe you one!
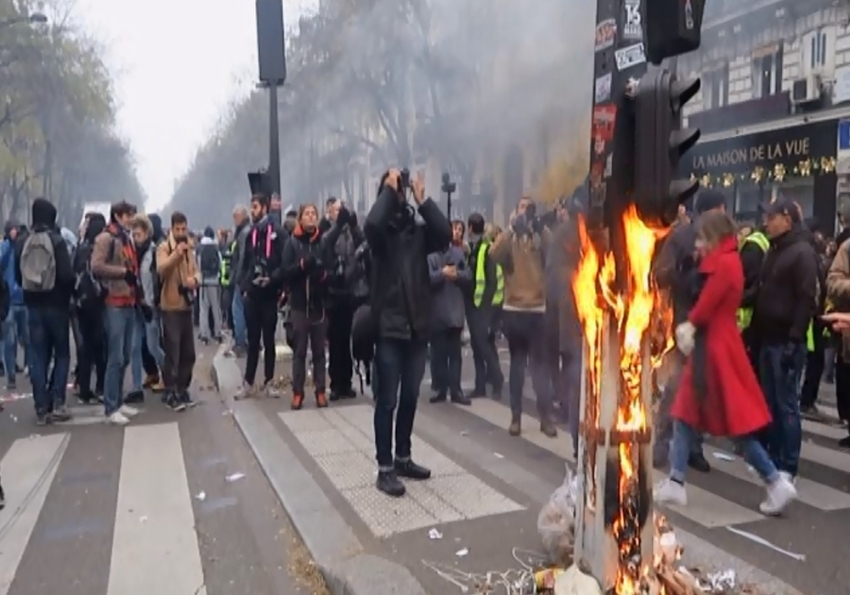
[235,194,287,399]
[15,198,76,425]
[752,197,819,482]
[364,168,451,497]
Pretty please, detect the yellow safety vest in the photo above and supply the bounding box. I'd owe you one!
[473,241,503,307]
[736,232,769,330]
[220,240,235,287]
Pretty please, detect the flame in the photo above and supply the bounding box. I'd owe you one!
[571,205,673,595]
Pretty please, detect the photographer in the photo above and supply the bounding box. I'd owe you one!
[235,194,287,399]
[322,199,365,401]
[363,168,451,498]
[490,196,556,438]
[283,204,330,409]
[156,211,200,411]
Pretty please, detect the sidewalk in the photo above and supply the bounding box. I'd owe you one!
[212,346,822,595]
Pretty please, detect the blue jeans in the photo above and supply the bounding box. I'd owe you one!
[3,304,28,383]
[759,343,805,476]
[104,307,135,416]
[130,310,144,392]
[654,350,705,462]
[145,314,165,370]
[232,290,247,349]
[670,419,778,484]
[373,338,427,469]
[28,306,70,416]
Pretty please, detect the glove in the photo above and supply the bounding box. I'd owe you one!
[675,321,696,357]
[123,269,137,285]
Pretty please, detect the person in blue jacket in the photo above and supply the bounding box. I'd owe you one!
[0,221,28,389]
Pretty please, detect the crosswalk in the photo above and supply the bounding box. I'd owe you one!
[0,423,207,595]
[451,396,850,528]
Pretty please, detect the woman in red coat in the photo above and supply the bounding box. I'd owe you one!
[654,212,798,516]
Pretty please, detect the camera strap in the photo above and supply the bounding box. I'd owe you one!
[251,223,273,259]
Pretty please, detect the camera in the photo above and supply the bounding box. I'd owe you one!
[400,168,411,190]
[512,203,537,233]
[178,284,195,307]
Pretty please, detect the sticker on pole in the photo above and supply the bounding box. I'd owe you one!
[623,0,643,41]
[615,43,646,71]
[685,0,694,29]
[595,19,616,52]
[594,73,612,103]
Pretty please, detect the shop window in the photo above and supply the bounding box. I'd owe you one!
[703,64,729,110]
[751,45,783,99]
[774,178,814,218]
[735,182,764,219]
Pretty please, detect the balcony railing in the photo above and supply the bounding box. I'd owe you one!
[688,91,791,134]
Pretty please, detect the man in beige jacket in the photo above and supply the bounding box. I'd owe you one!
[157,211,200,411]
[826,238,850,447]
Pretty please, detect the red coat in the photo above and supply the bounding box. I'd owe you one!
[670,236,771,437]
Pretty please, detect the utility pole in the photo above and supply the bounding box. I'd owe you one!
[441,172,456,220]
[575,0,705,592]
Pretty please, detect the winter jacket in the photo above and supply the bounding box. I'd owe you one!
[427,244,470,331]
[0,239,22,306]
[363,187,451,341]
[671,236,772,437]
[752,228,819,344]
[91,222,138,308]
[654,220,700,325]
[139,243,156,307]
[322,210,364,303]
[489,228,548,312]
[239,217,286,301]
[196,236,221,286]
[156,233,199,312]
[544,219,581,347]
[230,220,251,289]
[827,239,850,361]
[282,224,329,316]
[14,198,75,309]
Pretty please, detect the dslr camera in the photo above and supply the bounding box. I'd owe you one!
[400,168,411,190]
[512,202,538,233]
[178,284,195,307]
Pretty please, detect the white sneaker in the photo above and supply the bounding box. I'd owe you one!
[779,471,797,485]
[653,478,688,506]
[262,382,282,399]
[120,405,139,418]
[105,411,130,426]
[235,382,252,400]
[759,475,798,516]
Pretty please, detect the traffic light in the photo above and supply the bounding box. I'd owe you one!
[633,66,701,228]
[645,0,705,64]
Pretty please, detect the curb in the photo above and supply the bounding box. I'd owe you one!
[212,347,428,595]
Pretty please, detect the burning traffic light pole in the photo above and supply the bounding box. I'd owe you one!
[574,1,705,593]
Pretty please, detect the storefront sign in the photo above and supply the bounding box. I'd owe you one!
[692,138,810,170]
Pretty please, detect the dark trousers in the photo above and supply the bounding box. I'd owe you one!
[77,306,105,396]
[141,339,158,376]
[221,285,233,329]
[291,309,328,394]
[502,310,552,420]
[836,358,850,423]
[467,306,503,395]
[28,306,71,416]
[244,296,277,385]
[431,327,463,397]
[759,343,805,476]
[328,301,354,393]
[373,338,427,468]
[161,310,196,393]
[801,345,825,408]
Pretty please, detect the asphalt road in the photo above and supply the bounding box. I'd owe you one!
[0,341,328,595]
[225,346,850,595]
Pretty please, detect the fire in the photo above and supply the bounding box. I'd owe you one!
[572,205,673,595]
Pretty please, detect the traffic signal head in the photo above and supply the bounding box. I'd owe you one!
[633,67,701,228]
[646,0,705,63]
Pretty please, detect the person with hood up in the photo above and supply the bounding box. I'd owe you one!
[73,213,107,404]
[427,220,472,405]
[654,211,797,516]
[283,204,331,409]
[131,214,165,393]
[235,194,287,399]
[196,225,223,343]
[92,200,142,425]
[15,198,76,425]
[0,220,28,389]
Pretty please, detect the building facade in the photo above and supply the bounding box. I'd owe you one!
[677,0,850,228]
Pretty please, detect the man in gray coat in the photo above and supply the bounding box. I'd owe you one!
[229,205,251,355]
[427,221,472,405]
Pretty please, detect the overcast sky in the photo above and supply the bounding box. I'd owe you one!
[77,0,318,212]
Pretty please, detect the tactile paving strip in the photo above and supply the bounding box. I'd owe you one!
[279,405,524,537]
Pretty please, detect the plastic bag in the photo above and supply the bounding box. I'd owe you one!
[538,469,578,563]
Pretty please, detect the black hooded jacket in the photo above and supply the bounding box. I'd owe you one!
[15,198,75,308]
[282,224,329,315]
[364,186,451,341]
[238,216,287,300]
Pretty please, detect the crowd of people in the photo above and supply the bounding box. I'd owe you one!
[2,172,850,511]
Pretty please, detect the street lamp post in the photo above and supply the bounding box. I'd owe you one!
[441,172,456,220]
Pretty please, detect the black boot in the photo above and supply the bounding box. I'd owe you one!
[166,392,186,412]
[394,459,431,480]
[124,391,144,404]
[688,452,711,473]
[376,470,405,497]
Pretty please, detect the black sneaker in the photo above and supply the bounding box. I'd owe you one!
[376,470,406,497]
[36,413,51,426]
[344,388,357,399]
[78,391,99,405]
[329,391,342,402]
[688,452,711,473]
[838,435,850,449]
[394,459,431,480]
[6,380,16,391]
[51,406,72,423]
[450,393,472,406]
[124,391,145,404]
[429,392,447,404]
[166,393,186,412]
[179,391,197,408]
[0,480,5,510]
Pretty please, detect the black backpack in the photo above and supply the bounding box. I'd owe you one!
[199,243,219,279]
[73,242,105,311]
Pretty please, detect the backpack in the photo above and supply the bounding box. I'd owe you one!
[74,242,104,310]
[199,243,219,279]
[20,231,56,292]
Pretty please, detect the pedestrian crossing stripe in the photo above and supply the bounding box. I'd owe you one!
[452,398,850,528]
[0,423,206,595]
